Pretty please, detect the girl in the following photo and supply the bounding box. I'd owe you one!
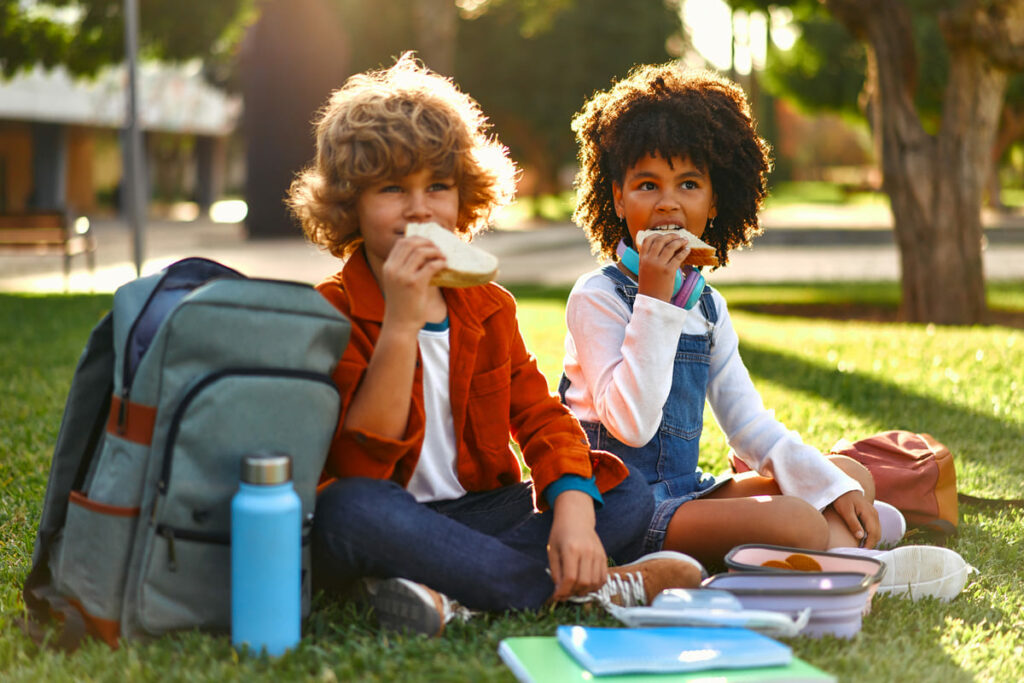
[560,63,881,567]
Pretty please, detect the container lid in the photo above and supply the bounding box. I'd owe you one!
[702,571,872,595]
[240,453,292,485]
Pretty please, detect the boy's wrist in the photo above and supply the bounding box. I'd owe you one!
[544,474,603,508]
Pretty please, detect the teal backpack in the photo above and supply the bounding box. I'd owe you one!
[21,257,350,650]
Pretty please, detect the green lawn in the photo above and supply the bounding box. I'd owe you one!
[2,284,1023,681]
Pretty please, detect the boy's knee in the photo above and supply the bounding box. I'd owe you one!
[596,466,655,562]
[827,455,875,501]
[313,477,408,529]
[604,466,654,518]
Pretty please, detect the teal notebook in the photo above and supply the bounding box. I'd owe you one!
[498,636,836,683]
[556,625,791,675]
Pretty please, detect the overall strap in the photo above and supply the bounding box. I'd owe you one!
[600,263,636,295]
[697,285,718,323]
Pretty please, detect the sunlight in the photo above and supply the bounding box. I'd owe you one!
[683,0,796,74]
[683,0,732,71]
[210,199,248,224]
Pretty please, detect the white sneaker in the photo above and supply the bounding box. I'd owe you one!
[873,545,976,601]
[362,577,473,637]
[569,551,706,608]
[874,501,906,548]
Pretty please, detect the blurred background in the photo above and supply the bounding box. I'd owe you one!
[1,0,1022,323]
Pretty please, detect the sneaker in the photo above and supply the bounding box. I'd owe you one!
[874,501,906,548]
[570,551,706,608]
[873,545,976,601]
[361,577,472,637]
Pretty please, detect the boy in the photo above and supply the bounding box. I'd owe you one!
[287,54,704,637]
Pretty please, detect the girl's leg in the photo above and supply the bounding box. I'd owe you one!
[661,493,830,567]
[821,454,876,548]
[680,456,877,557]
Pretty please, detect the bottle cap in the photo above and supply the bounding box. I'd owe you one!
[240,453,292,485]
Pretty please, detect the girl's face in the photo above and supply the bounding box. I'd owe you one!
[612,153,716,242]
[356,167,460,271]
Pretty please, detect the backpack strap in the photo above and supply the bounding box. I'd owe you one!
[957,492,1024,508]
[21,312,114,650]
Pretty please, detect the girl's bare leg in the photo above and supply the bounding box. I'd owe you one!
[822,455,876,548]
[661,472,830,567]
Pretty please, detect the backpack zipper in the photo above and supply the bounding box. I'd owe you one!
[156,367,338,496]
[118,259,246,433]
[156,517,313,572]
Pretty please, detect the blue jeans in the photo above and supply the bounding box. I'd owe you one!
[311,467,652,611]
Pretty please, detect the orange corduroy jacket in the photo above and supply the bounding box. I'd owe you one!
[316,248,629,509]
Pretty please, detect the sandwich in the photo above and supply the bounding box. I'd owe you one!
[635,228,719,267]
[405,222,499,287]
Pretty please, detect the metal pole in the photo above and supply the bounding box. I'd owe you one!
[124,0,145,276]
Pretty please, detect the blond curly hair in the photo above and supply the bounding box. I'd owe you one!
[287,53,518,258]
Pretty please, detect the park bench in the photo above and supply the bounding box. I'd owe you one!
[0,210,96,283]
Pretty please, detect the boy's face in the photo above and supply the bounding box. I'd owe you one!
[356,167,460,271]
[612,153,716,242]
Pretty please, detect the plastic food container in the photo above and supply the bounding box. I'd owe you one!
[724,544,886,612]
[702,571,873,639]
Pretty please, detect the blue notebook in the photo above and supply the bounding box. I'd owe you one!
[499,636,836,683]
[556,625,792,675]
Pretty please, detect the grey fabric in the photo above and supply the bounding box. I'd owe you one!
[23,257,350,648]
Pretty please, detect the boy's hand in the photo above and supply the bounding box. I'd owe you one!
[830,490,880,549]
[637,232,691,302]
[379,236,447,330]
[547,490,607,601]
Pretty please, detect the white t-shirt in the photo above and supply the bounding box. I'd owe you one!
[405,322,467,503]
[562,268,861,511]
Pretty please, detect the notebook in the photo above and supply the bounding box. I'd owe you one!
[556,625,792,675]
[498,636,836,683]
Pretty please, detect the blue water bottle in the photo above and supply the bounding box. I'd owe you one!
[231,452,301,656]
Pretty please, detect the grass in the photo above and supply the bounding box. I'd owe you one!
[764,181,889,208]
[2,283,1024,681]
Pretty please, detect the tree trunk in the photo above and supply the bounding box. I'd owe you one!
[988,107,1024,211]
[412,0,457,76]
[825,0,1016,324]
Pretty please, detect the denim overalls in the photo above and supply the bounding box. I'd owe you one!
[560,265,722,553]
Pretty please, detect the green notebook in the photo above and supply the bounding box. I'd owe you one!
[498,636,836,683]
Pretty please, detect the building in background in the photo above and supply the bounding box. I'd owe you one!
[0,61,241,218]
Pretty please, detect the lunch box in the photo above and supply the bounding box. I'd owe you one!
[724,544,887,611]
[702,571,873,639]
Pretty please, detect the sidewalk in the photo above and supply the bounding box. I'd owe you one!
[2,204,1023,293]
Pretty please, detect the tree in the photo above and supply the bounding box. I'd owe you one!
[760,3,1024,210]
[0,0,252,79]
[331,0,457,76]
[456,0,684,209]
[735,0,1024,324]
[327,0,684,212]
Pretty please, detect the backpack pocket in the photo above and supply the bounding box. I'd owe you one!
[53,492,140,630]
[131,369,338,635]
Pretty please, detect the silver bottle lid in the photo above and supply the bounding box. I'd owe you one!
[240,453,292,485]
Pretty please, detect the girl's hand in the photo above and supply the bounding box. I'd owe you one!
[379,236,447,331]
[830,491,881,548]
[636,231,691,302]
[547,490,608,601]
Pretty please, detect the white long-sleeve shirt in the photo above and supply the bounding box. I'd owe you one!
[562,268,861,511]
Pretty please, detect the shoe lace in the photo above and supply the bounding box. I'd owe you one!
[571,569,648,609]
[441,595,476,624]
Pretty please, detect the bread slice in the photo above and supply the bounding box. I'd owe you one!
[635,228,719,267]
[406,222,499,287]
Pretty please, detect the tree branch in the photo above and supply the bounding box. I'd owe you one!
[941,0,1024,71]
